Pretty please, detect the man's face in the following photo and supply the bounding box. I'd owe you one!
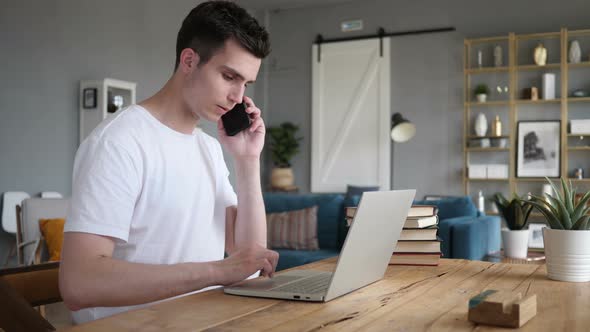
[183,38,261,122]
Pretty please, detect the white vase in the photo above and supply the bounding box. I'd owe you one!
[494,45,503,67]
[474,113,488,137]
[543,228,590,282]
[569,40,582,64]
[476,94,487,103]
[534,43,547,66]
[502,229,529,259]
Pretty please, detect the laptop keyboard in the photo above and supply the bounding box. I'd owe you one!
[270,273,332,294]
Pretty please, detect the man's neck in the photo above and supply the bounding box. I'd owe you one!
[139,77,199,135]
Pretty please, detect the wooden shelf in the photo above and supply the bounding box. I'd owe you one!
[468,178,509,182]
[467,135,509,139]
[515,99,561,104]
[568,97,590,102]
[568,62,590,69]
[516,63,561,71]
[466,148,509,152]
[466,36,509,44]
[466,67,509,74]
[466,101,510,107]
[568,178,590,182]
[515,178,550,182]
[463,28,590,196]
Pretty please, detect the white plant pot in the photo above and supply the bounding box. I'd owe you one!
[543,228,590,282]
[502,229,529,259]
[476,94,487,103]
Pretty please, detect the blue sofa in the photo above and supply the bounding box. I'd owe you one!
[263,193,501,271]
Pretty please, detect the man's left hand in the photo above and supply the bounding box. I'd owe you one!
[218,96,265,159]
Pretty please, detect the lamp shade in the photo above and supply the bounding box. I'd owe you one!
[390,113,416,142]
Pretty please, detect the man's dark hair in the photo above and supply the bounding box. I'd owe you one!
[175,1,271,70]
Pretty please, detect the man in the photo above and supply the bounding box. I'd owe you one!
[59,1,279,324]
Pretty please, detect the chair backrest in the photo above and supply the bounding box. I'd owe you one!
[2,191,31,234]
[18,198,69,265]
[0,262,60,331]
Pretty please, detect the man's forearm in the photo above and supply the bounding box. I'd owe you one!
[60,256,219,310]
[233,157,266,247]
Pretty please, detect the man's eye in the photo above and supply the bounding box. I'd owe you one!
[223,74,234,81]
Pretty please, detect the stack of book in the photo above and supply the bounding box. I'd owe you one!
[344,205,442,266]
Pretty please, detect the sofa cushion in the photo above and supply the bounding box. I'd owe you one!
[414,196,477,220]
[267,206,319,250]
[263,193,344,249]
[274,249,339,271]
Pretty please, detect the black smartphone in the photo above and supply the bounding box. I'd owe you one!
[221,102,252,136]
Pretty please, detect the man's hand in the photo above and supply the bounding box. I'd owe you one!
[213,245,279,286]
[218,96,265,159]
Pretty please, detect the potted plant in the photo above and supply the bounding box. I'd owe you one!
[267,122,302,189]
[491,193,534,259]
[525,178,590,282]
[474,84,489,103]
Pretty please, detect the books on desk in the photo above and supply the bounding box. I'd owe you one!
[344,204,442,266]
[389,252,442,266]
[345,205,439,228]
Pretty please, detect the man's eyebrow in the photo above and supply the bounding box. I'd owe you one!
[221,65,256,84]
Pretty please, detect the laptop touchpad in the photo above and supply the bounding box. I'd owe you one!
[228,275,302,290]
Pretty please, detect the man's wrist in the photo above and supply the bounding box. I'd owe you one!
[190,261,223,288]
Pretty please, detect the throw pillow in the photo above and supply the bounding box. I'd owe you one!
[39,218,65,261]
[267,206,319,250]
[345,185,379,200]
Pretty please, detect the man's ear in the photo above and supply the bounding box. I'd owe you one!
[179,48,200,73]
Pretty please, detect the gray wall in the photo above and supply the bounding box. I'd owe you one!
[263,0,590,196]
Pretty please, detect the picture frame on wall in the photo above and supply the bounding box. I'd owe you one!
[83,88,97,109]
[516,120,560,178]
[528,222,546,250]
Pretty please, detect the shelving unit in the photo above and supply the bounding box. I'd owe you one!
[79,78,136,144]
[464,28,590,204]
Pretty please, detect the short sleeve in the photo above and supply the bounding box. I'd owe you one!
[214,142,237,208]
[65,138,141,242]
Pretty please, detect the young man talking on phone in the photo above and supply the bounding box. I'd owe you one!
[59,1,278,324]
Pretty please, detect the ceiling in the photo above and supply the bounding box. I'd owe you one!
[238,0,358,11]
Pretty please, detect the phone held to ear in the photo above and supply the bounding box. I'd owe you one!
[221,102,252,136]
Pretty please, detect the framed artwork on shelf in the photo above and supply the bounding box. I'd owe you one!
[528,223,546,249]
[516,120,561,178]
[83,88,97,109]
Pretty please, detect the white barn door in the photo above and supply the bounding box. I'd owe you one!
[311,38,391,193]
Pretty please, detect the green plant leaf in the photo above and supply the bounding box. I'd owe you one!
[562,178,575,215]
[530,194,560,220]
[546,177,564,205]
[571,191,590,224]
[525,198,564,229]
[572,216,590,230]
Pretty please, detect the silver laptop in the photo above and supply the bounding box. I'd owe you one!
[223,189,416,302]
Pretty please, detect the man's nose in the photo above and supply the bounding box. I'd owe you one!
[228,86,245,104]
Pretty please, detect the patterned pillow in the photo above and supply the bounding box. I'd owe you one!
[267,206,319,250]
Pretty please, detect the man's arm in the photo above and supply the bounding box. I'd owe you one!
[232,157,266,248]
[59,232,277,311]
[220,96,268,255]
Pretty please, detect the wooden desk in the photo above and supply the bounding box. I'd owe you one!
[64,259,590,331]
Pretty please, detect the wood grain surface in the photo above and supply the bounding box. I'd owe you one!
[63,258,589,331]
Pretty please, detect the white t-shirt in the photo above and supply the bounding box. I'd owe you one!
[64,105,237,324]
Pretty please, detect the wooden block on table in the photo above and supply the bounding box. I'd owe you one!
[468,289,537,328]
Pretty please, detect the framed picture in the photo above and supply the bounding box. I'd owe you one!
[516,120,560,178]
[528,223,546,249]
[83,88,97,109]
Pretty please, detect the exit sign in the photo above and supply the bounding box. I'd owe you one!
[341,19,363,32]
